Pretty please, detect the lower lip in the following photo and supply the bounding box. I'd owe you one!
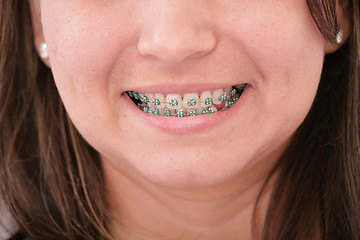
[122,85,253,134]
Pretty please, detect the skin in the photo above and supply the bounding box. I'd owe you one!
[29,0,349,239]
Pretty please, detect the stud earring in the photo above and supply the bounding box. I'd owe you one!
[335,29,343,44]
[39,42,48,58]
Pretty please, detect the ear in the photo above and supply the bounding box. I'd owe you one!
[28,0,51,67]
[324,0,351,54]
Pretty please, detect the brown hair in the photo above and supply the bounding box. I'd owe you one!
[259,0,360,239]
[0,0,359,240]
[0,1,110,239]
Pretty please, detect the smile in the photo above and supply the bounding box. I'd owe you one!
[126,83,247,117]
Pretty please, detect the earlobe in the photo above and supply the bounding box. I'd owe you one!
[39,42,49,59]
[324,0,351,54]
[28,0,51,67]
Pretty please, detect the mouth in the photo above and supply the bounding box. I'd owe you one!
[126,83,247,117]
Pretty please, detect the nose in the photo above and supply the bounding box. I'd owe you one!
[137,2,217,64]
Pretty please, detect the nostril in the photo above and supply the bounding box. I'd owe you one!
[137,28,217,64]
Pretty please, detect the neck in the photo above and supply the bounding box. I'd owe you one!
[102,151,281,240]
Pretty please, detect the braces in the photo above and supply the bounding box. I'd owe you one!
[127,84,247,117]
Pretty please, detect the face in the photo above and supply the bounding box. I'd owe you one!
[31,0,327,187]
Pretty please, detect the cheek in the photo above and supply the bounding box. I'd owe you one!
[41,1,139,93]
[243,2,324,117]
[219,0,325,155]
[40,3,139,133]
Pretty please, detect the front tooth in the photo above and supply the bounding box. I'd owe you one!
[183,93,199,109]
[166,94,182,109]
[212,89,225,104]
[187,109,198,117]
[176,108,185,117]
[200,91,213,108]
[154,93,166,109]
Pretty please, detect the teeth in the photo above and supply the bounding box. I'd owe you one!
[200,108,210,115]
[224,87,232,95]
[200,91,213,108]
[166,94,182,109]
[127,84,247,117]
[144,93,155,105]
[186,109,198,117]
[140,94,150,104]
[183,93,200,109]
[163,109,173,117]
[151,108,160,115]
[225,101,234,107]
[208,105,218,113]
[154,93,166,109]
[176,108,185,117]
[133,92,141,100]
[212,89,226,104]
[229,88,236,97]
[143,106,150,113]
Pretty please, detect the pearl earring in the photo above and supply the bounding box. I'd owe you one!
[39,42,48,58]
[335,29,343,44]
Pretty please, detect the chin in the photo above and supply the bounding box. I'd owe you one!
[116,149,254,189]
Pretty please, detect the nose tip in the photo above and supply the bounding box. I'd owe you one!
[137,27,217,64]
